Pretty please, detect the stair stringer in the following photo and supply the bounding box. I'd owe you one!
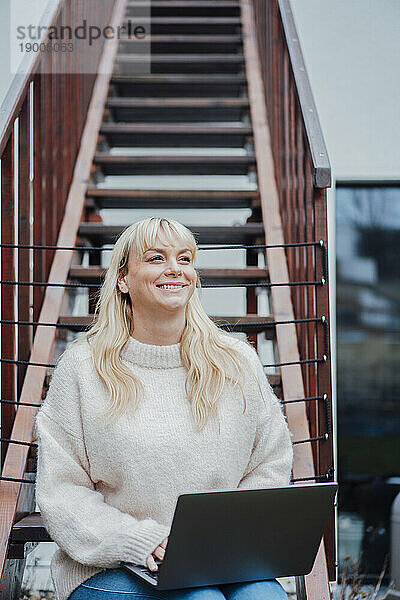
[241,1,332,599]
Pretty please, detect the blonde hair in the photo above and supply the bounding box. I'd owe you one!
[70,217,252,430]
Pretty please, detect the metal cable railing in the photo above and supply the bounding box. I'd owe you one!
[0,239,332,488]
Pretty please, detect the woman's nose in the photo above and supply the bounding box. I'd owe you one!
[165,261,182,275]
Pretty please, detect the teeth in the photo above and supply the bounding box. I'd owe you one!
[158,284,185,290]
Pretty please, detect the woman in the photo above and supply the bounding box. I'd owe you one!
[35,217,294,600]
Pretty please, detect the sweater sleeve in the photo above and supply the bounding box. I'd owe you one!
[237,346,294,489]
[34,346,170,569]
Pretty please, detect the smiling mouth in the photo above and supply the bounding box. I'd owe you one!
[156,284,188,290]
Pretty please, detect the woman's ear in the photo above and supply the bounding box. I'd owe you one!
[117,276,129,294]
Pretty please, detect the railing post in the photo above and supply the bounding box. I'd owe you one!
[304,160,318,465]
[17,95,32,396]
[1,133,16,468]
[314,187,335,580]
[33,73,43,333]
[43,64,55,278]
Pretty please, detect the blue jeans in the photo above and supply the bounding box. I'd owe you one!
[68,567,288,600]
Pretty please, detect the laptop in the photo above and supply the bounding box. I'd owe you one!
[122,482,337,590]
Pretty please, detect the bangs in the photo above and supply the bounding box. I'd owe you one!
[130,217,197,259]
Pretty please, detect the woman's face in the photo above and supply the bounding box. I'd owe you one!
[118,232,197,316]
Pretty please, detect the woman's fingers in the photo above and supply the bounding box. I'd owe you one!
[153,545,165,560]
[146,537,169,571]
[147,554,158,571]
[160,536,168,549]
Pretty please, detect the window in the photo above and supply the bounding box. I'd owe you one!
[336,184,400,578]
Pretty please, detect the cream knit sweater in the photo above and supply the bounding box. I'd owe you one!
[34,334,293,600]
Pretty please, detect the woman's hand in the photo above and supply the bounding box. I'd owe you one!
[146,536,168,571]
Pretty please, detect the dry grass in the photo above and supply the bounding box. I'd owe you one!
[337,554,395,600]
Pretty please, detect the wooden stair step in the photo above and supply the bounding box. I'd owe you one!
[100,123,252,132]
[106,97,249,107]
[114,53,244,75]
[122,16,241,23]
[213,316,275,337]
[126,0,240,3]
[11,513,52,544]
[78,223,264,245]
[93,153,255,175]
[126,1,240,17]
[99,123,252,148]
[116,54,243,62]
[85,188,259,209]
[119,34,242,42]
[118,34,242,54]
[110,74,246,82]
[69,266,267,284]
[110,74,246,97]
[121,17,241,35]
[59,314,274,337]
[126,1,241,3]
[126,0,240,4]
[106,97,249,122]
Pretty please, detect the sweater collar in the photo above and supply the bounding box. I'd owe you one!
[121,336,184,369]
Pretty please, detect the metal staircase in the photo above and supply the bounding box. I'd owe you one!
[0,1,334,598]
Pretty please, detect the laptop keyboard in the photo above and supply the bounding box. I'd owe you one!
[140,567,158,581]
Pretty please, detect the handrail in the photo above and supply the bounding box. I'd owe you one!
[250,0,331,189]
[277,0,331,188]
[246,0,335,593]
[0,0,123,587]
[0,0,64,157]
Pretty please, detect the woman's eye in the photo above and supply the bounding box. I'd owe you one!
[148,254,191,263]
[148,255,164,262]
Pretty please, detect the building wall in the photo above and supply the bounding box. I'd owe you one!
[0,0,49,107]
[289,0,400,181]
[289,0,400,472]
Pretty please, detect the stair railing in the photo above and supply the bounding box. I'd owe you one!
[0,2,336,598]
[0,0,118,590]
[243,0,335,598]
